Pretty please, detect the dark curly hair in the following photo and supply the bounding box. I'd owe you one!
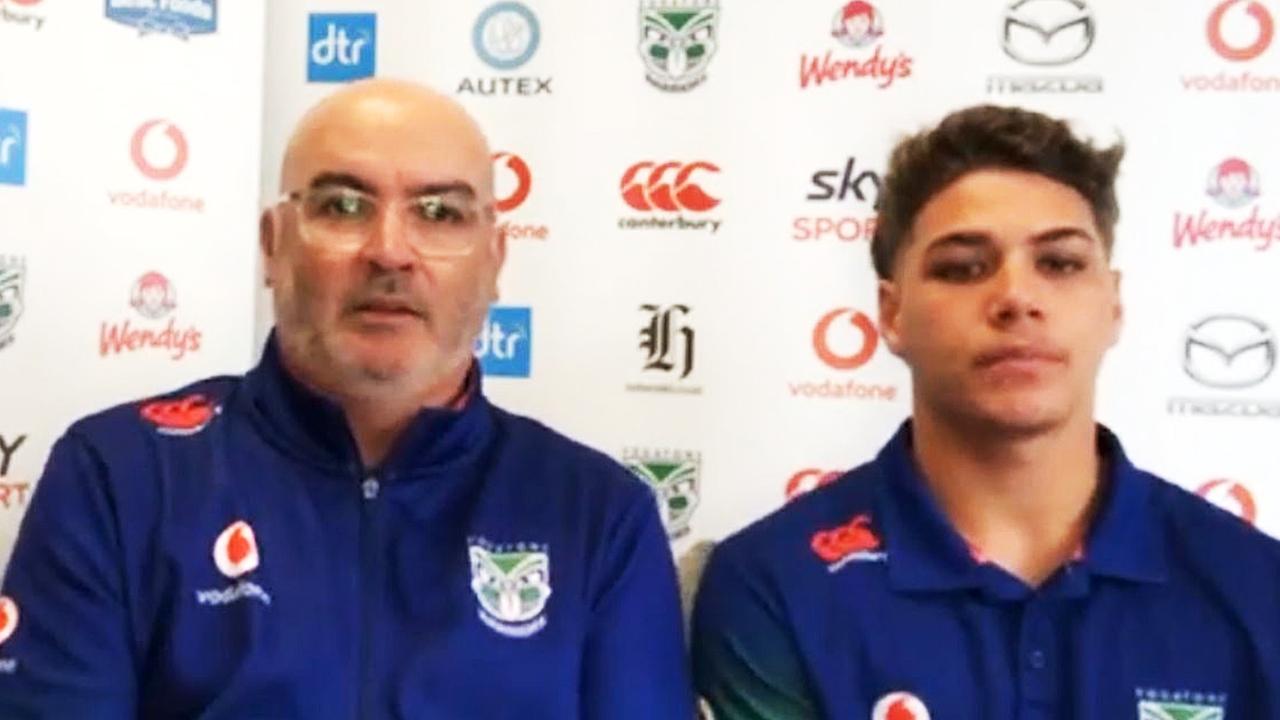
[871,104,1124,280]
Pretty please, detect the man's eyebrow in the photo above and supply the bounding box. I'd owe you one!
[308,172,377,194]
[1031,226,1097,245]
[924,231,992,252]
[406,181,477,199]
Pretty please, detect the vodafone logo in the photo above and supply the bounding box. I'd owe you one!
[872,692,930,720]
[0,596,18,646]
[1196,479,1258,524]
[493,151,532,213]
[620,161,720,212]
[785,469,841,501]
[1208,0,1276,61]
[131,120,189,181]
[213,520,261,579]
[814,308,879,370]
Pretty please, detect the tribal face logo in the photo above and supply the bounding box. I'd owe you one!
[624,450,701,539]
[638,0,720,91]
[468,541,552,638]
[0,256,25,352]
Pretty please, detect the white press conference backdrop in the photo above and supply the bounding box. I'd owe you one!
[2,0,1278,572]
[0,0,265,564]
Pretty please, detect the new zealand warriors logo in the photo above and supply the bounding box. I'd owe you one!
[0,257,25,352]
[639,0,720,91]
[468,539,552,638]
[624,449,701,539]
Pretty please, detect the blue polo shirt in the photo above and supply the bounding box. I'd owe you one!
[0,335,693,719]
[693,421,1280,719]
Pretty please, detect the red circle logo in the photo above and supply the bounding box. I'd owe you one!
[813,308,879,370]
[493,152,532,213]
[1208,0,1275,61]
[213,520,261,579]
[131,120,189,181]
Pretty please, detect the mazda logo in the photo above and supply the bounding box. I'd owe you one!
[1001,0,1096,67]
[1183,315,1276,389]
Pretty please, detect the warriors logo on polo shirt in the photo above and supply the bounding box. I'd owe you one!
[468,537,552,639]
[872,691,930,720]
[213,520,260,578]
[0,596,18,646]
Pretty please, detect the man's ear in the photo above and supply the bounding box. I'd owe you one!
[260,209,278,288]
[878,278,905,358]
[1108,269,1123,348]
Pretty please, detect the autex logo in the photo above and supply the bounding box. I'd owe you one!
[475,306,531,378]
[0,109,27,187]
[308,13,376,83]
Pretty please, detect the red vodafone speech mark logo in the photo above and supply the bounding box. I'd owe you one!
[872,692,931,720]
[492,152,532,213]
[0,596,18,646]
[620,161,720,212]
[131,120,189,181]
[785,469,841,501]
[213,520,261,579]
[813,308,879,370]
[1208,0,1276,61]
[1196,479,1258,525]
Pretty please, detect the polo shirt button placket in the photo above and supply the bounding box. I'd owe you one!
[1017,600,1056,718]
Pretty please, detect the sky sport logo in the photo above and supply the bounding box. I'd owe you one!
[105,0,216,39]
[491,152,548,240]
[0,108,27,187]
[618,161,722,234]
[100,272,203,360]
[475,306,532,378]
[788,308,897,402]
[794,157,881,242]
[1172,158,1278,251]
[987,0,1102,94]
[1184,0,1280,92]
[0,433,32,512]
[799,2,914,90]
[308,13,376,83]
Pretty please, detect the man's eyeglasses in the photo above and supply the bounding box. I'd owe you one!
[275,186,493,258]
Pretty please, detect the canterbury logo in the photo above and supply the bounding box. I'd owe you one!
[140,394,219,436]
[620,161,720,212]
[1208,0,1275,61]
[811,513,884,566]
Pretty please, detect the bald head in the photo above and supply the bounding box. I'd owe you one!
[280,78,494,202]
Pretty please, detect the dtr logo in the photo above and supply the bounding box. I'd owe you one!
[308,13,377,83]
[0,109,27,187]
[476,306,531,378]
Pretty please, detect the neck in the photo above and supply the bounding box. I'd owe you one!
[279,348,471,470]
[910,407,1102,587]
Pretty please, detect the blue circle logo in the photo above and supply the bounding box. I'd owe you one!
[473,2,540,71]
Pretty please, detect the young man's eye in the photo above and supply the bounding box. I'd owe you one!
[1038,254,1087,275]
[929,260,987,282]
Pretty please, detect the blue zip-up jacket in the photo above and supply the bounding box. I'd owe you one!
[0,337,694,719]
